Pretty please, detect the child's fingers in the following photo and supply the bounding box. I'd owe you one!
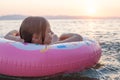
[15,32,20,36]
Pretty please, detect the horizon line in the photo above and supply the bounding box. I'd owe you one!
[0,14,120,20]
[0,14,120,18]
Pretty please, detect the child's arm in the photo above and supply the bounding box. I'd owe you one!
[52,33,83,44]
[4,30,24,42]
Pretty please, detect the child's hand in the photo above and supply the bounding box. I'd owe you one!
[11,30,19,36]
[14,32,20,36]
[51,34,59,44]
[6,30,19,36]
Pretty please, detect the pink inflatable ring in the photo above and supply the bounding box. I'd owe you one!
[0,37,101,77]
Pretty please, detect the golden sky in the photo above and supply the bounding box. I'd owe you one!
[0,0,120,17]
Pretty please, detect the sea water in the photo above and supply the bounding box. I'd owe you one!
[0,19,120,80]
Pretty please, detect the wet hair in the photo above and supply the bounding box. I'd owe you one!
[19,16,50,43]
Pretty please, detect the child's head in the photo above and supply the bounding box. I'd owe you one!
[20,16,53,44]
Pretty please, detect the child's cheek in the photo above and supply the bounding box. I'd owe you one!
[44,35,51,44]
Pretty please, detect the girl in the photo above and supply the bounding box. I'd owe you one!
[4,16,83,44]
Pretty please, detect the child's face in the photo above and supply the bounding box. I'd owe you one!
[44,26,54,44]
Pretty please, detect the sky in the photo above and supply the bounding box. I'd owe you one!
[0,0,120,17]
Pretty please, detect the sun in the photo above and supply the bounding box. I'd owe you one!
[86,7,97,16]
[84,0,97,16]
[74,0,98,17]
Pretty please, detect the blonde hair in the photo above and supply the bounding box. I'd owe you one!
[19,16,50,43]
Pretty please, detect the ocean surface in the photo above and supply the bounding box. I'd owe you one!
[0,19,120,80]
